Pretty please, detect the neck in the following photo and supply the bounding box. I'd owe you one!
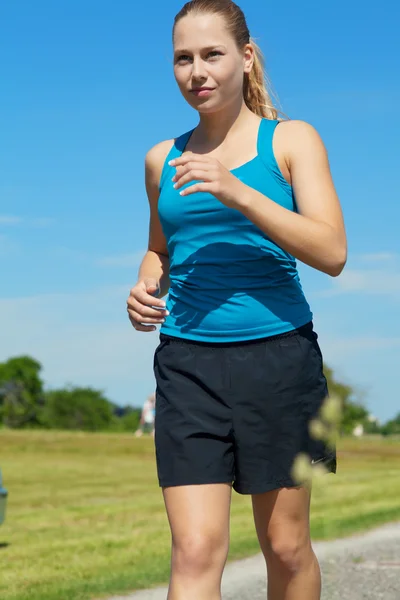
[195,100,258,148]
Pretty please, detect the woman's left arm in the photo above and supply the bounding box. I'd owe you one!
[238,120,347,276]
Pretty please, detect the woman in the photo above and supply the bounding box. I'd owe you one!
[126,1,347,599]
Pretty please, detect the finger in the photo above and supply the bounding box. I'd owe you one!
[127,297,169,318]
[143,277,159,289]
[174,160,214,175]
[172,162,214,183]
[128,314,159,331]
[127,309,166,325]
[169,154,213,168]
[143,279,160,296]
[129,318,157,333]
[179,182,216,196]
[174,169,213,190]
[132,288,166,309]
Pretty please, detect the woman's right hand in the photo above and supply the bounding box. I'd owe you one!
[126,278,169,332]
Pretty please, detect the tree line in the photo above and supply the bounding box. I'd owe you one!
[0,356,141,432]
[0,355,399,435]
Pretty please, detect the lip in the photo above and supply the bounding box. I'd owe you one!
[190,87,215,97]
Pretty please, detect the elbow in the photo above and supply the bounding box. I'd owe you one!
[326,246,347,277]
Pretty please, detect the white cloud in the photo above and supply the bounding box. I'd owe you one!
[29,217,56,228]
[41,247,145,270]
[97,250,146,268]
[0,215,55,228]
[319,269,400,298]
[359,252,397,263]
[0,215,22,225]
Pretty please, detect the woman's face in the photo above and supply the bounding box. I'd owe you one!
[173,13,253,114]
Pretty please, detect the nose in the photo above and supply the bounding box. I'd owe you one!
[191,57,207,81]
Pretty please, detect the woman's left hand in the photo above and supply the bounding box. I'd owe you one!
[169,153,245,209]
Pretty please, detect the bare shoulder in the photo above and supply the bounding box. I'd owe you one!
[145,139,175,187]
[275,119,327,157]
[145,139,175,256]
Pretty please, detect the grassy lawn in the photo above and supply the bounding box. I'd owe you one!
[1,430,399,600]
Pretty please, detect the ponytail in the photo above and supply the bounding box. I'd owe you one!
[243,39,279,120]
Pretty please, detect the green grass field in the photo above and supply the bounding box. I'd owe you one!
[1,430,399,600]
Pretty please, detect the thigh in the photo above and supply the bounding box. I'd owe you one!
[163,483,232,553]
[252,486,312,555]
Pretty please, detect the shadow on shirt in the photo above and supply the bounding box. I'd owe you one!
[167,241,309,333]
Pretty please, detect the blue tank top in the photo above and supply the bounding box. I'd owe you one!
[157,118,313,342]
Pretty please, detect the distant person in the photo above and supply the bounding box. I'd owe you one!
[134,394,155,438]
[127,1,346,599]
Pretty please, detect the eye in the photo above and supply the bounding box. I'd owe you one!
[175,54,191,64]
[207,50,223,59]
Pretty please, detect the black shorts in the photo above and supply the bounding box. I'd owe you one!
[153,322,336,495]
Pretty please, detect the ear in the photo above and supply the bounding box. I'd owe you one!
[243,43,254,74]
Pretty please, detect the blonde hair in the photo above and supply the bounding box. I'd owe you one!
[173,0,280,120]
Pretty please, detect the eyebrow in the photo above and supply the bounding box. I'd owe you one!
[174,45,227,55]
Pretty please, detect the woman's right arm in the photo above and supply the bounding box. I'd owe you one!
[126,139,174,332]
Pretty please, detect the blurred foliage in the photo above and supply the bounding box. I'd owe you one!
[0,356,142,432]
[40,387,116,431]
[323,365,379,435]
[381,412,400,436]
[0,356,45,428]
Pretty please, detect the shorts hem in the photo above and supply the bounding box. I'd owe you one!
[159,478,234,489]
[233,471,336,495]
[233,479,298,495]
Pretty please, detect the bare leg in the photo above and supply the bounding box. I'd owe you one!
[163,483,232,600]
[252,486,321,600]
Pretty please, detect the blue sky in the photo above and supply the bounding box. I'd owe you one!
[1,0,399,422]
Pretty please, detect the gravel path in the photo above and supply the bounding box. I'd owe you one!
[109,522,400,600]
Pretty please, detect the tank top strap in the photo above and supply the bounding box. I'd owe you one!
[257,118,292,196]
[257,118,279,162]
[159,129,195,191]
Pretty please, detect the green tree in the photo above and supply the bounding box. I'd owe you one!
[381,412,400,436]
[340,401,370,435]
[40,386,115,431]
[115,407,142,432]
[323,365,370,435]
[0,356,44,428]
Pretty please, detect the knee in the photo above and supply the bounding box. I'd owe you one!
[172,534,228,577]
[267,533,312,574]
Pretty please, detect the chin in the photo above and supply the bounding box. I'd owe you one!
[186,97,224,114]
[197,104,222,114]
